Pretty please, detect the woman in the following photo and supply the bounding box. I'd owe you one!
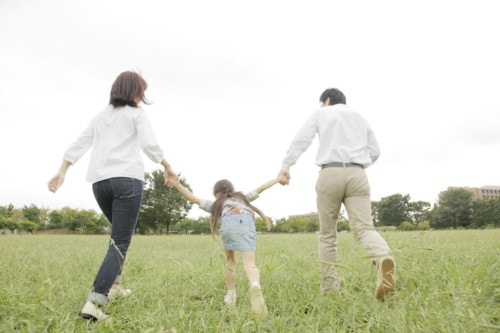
[48,71,177,320]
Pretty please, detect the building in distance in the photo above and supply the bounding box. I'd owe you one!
[446,185,500,200]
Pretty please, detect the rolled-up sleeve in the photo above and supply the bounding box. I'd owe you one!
[63,122,94,164]
[199,199,214,213]
[281,111,318,171]
[367,126,380,165]
[246,190,259,202]
[136,111,164,163]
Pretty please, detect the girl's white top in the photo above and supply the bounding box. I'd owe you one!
[199,191,259,218]
[63,105,164,183]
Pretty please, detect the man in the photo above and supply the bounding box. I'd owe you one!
[278,88,395,300]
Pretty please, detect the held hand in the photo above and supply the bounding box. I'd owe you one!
[165,177,179,188]
[278,171,290,185]
[48,174,65,193]
[164,170,179,187]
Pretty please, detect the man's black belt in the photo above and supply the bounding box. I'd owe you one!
[322,162,364,169]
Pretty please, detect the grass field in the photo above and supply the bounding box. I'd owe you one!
[0,230,498,332]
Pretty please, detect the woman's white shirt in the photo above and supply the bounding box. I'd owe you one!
[63,105,164,183]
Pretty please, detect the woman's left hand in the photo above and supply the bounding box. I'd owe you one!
[164,170,179,187]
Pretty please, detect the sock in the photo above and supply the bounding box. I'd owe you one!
[224,289,237,304]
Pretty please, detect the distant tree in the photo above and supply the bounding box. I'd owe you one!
[191,216,210,234]
[337,220,350,232]
[306,218,319,233]
[32,207,107,234]
[4,218,18,234]
[0,204,15,219]
[22,204,42,225]
[171,218,193,234]
[0,207,6,220]
[271,218,288,233]
[2,207,22,233]
[255,217,270,232]
[18,220,39,234]
[170,217,210,235]
[10,210,26,232]
[398,221,414,231]
[417,220,431,230]
[95,214,110,233]
[408,201,431,227]
[60,207,80,233]
[48,210,65,229]
[286,217,307,233]
[336,209,350,231]
[433,188,473,229]
[77,209,105,234]
[377,194,411,227]
[138,170,192,234]
[493,197,500,228]
[470,199,494,229]
[371,201,380,225]
[269,216,320,233]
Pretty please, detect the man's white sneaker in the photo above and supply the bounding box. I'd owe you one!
[376,257,395,301]
[80,301,108,321]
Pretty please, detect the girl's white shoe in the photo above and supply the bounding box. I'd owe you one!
[224,289,237,306]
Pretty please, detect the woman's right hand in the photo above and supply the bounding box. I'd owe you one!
[48,173,65,193]
[48,160,71,193]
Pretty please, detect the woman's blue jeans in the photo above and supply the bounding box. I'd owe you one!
[86,177,143,306]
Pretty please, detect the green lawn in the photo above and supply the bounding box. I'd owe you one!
[0,230,498,332]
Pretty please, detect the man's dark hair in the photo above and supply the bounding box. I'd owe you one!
[319,88,346,105]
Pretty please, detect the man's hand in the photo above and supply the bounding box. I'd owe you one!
[278,171,290,185]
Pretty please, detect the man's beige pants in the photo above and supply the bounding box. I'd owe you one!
[316,167,393,292]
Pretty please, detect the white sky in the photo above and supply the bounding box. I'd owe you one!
[1,0,499,220]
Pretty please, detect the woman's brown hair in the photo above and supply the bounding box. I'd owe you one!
[109,71,149,107]
[209,179,270,237]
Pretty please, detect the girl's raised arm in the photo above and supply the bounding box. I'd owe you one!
[172,181,201,205]
[255,177,284,195]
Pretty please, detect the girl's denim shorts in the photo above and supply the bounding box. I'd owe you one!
[219,213,256,252]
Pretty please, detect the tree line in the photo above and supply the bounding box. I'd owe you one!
[373,189,500,230]
[1,170,499,235]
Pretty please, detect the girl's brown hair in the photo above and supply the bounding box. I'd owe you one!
[209,179,270,237]
[109,71,149,107]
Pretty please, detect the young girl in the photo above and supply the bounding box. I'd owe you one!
[170,176,286,320]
